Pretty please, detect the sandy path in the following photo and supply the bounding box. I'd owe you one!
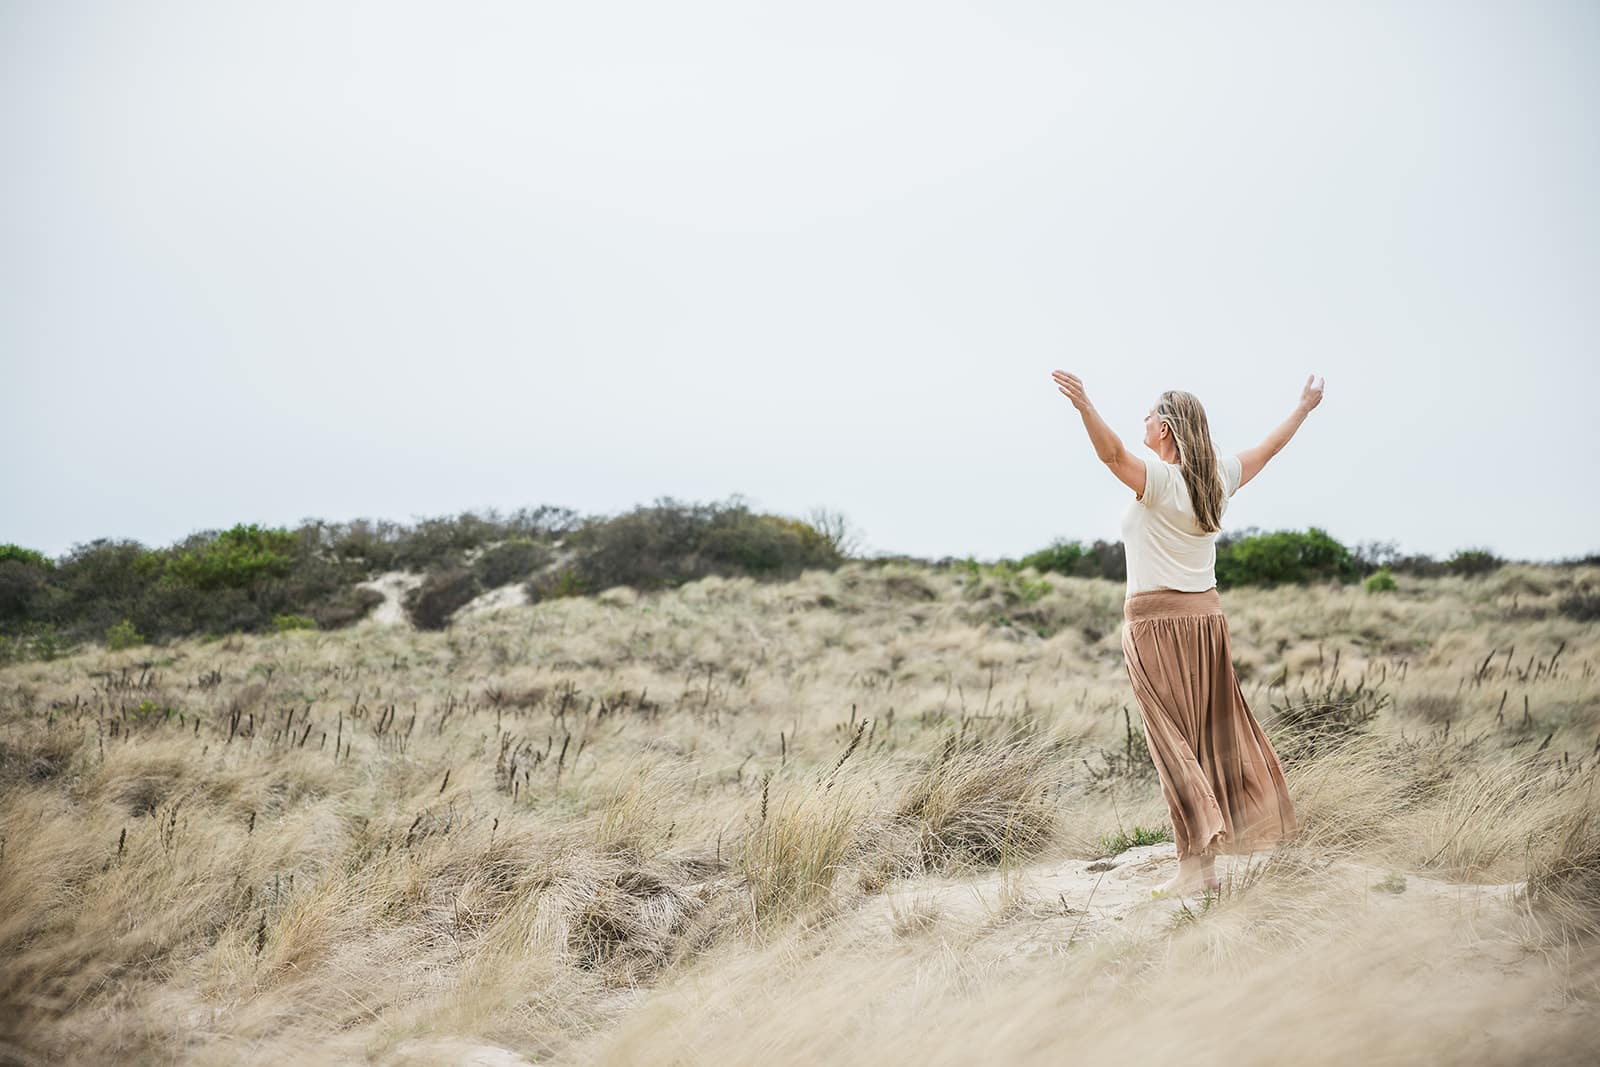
[355,571,423,627]
[371,843,1527,1066]
[867,841,1525,950]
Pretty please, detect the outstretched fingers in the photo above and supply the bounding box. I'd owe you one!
[1052,370,1088,406]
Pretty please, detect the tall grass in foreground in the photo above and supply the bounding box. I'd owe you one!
[0,562,1596,1064]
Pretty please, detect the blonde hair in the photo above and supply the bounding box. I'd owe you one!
[1155,390,1225,534]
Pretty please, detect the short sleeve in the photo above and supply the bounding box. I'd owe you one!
[1137,456,1170,507]
[1222,454,1243,498]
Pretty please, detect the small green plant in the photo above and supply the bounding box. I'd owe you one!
[106,618,144,650]
[272,613,318,633]
[529,567,589,602]
[1012,573,1051,604]
[31,623,68,662]
[130,699,174,722]
[1373,871,1407,894]
[1096,824,1172,856]
[1168,886,1223,929]
[1364,566,1398,593]
[959,558,1051,605]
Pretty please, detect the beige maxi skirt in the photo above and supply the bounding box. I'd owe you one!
[1121,587,1299,860]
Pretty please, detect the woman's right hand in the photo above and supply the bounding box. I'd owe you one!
[1298,374,1325,413]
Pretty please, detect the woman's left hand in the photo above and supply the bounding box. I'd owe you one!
[1052,369,1091,413]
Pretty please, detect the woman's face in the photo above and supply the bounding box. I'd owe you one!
[1143,406,1166,452]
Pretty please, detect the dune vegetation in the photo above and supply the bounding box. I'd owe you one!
[1,558,1598,1065]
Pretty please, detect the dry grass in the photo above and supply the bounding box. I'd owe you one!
[0,562,1597,1065]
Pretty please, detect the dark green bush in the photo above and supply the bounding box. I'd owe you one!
[0,507,585,651]
[389,507,579,573]
[1558,585,1600,622]
[1020,539,1093,577]
[1352,539,1399,576]
[321,517,405,572]
[406,567,481,630]
[1389,552,1447,578]
[49,540,164,638]
[166,524,295,591]
[567,497,843,593]
[1215,527,1360,588]
[0,559,50,628]
[1446,547,1503,577]
[311,586,385,629]
[1008,538,1128,582]
[473,538,552,588]
[700,512,837,576]
[392,514,502,573]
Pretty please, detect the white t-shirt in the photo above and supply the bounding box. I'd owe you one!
[1120,452,1243,598]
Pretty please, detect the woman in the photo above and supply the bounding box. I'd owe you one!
[1050,370,1322,897]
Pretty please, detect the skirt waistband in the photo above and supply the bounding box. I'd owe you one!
[1123,586,1222,621]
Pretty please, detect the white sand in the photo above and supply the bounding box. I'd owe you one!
[355,571,423,627]
[865,842,1527,950]
[455,583,531,620]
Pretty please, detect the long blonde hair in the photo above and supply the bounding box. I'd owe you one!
[1155,390,1225,534]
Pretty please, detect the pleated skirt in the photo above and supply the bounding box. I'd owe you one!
[1121,587,1299,859]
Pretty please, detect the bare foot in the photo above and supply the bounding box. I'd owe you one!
[1153,856,1222,897]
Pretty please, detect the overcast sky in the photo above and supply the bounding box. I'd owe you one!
[4,1,1596,564]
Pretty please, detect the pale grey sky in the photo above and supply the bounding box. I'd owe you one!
[4,1,1597,563]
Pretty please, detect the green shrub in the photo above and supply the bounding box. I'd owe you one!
[323,517,405,571]
[1364,566,1398,593]
[272,613,318,633]
[701,512,839,577]
[0,544,51,569]
[0,508,576,644]
[1016,538,1126,581]
[963,559,1050,605]
[105,618,143,650]
[1215,527,1359,588]
[570,497,843,592]
[22,623,70,662]
[311,586,384,629]
[386,508,576,573]
[527,567,589,602]
[392,513,502,572]
[473,538,551,588]
[1558,585,1600,622]
[166,524,295,591]
[0,558,51,629]
[48,540,163,637]
[1446,547,1503,577]
[1020,538,1091,577]
[406,567,481,630]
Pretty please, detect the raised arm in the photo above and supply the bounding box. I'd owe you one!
[1237,374,1324,489]
[1051,370,1146,496]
